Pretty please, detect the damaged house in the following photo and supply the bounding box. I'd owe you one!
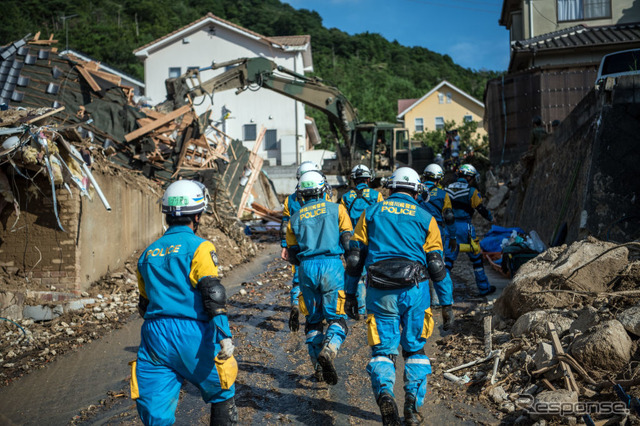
[134,12,318,167]
[0,33,279,316]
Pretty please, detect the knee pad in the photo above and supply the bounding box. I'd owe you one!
[402,347,425,359]
[327,317,349,336]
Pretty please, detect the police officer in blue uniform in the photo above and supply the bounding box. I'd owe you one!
[280,161,332,332]
[345,167,446,426]
[419,163,457,330]
[134,180,237,425]
[341,164,384,317]
[445,164,496,296]
[285,170,353,385]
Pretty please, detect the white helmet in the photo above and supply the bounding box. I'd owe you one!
[350,164,372,180]
[423,164,444,181]
[296,161,320,179]
[458,164,478,178]
[385,167,422,193]
[296,170,326,199]
[162,180,207,216]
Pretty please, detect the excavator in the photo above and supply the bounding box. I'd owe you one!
[164,57,433,183]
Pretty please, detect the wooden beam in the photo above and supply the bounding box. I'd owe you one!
[26,106,65,124]
[76,66,101,92]
[548,322,579,393]
[125,105,191,142]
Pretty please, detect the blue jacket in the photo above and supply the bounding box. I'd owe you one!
[446,178,493,222]
[286,199,353,260]
[340,183,384,227]
[419,180,456,236]
[137,225,219,322]
[352,192,443,268]
[281,191,332,248]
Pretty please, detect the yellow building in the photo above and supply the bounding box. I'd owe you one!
[397,80,486,139]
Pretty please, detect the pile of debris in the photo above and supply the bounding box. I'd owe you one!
[0,211,260,386]
[438,237,640,424]
[0,33,280,219]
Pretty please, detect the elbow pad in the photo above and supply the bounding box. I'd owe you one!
[197,276,227,319]
[476,204,493,222]
[443,208,455,226]
[426,252,447,282]
[288,246,301,266]
[346,246,365,277]
[340,232,352,253]
[138,295,149,318]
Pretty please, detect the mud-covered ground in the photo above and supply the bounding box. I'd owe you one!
[53,250,504,426]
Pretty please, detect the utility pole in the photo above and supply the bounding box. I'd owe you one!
[60,14,78,52]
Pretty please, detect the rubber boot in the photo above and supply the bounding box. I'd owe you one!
[211,397,238,425]
[377,392,401,426]
[289,306,300,332]
[441,305,454,331]
[317,344,338,385]
[403,395,424,426]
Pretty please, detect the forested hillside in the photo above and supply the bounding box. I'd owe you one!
[1,0,501,134]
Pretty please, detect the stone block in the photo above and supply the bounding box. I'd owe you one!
[23,305,61,321]
[571,320,632,372]
[617,304,640,336]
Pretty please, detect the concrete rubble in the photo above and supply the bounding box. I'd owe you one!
[435,236,640,424]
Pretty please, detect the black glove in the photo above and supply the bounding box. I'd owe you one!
[289,306,300,332]
[344,293,359,321]
[447,237,457,252]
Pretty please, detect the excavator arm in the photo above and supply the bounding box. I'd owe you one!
[165,57,358,148]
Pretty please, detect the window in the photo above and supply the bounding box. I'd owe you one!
[243,124,257,141]
[464,115,473,123]
[168,67,181,78]
[265,129,278,151]
[557,0,611,21]
[446,93,452,104]
[414,118,424,133]
[438,93,444,104]
[435,117,445,130]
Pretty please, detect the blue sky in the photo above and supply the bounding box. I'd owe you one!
[282,0,509,71]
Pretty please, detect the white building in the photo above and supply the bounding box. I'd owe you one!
[133,13,315,166]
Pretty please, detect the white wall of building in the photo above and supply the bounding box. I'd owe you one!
[140,24,308,166]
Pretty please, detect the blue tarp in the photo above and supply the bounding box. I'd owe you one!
[480,225,525,253]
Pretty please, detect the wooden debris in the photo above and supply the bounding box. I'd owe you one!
[548,322,579,392]
[483,315,492,355]
[125,105,191,142]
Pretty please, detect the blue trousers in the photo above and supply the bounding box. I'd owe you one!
[133,317,236,426]
[432,226,454,306]
[365,282,432,408]
[290,265,300,307]
[299,257,348,365]
[445,221,491,293]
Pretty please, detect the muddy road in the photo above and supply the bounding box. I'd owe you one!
[0,243,506,425]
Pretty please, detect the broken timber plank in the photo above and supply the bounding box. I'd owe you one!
[26,106,65,124]
[76,66,102,92]
[484,316,492,356]
[548,322,579,393]
[125,105,191,142]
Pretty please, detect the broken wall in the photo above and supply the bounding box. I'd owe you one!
[77,170,163,287]
[0,168,162,293]
[503,75,640,244]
